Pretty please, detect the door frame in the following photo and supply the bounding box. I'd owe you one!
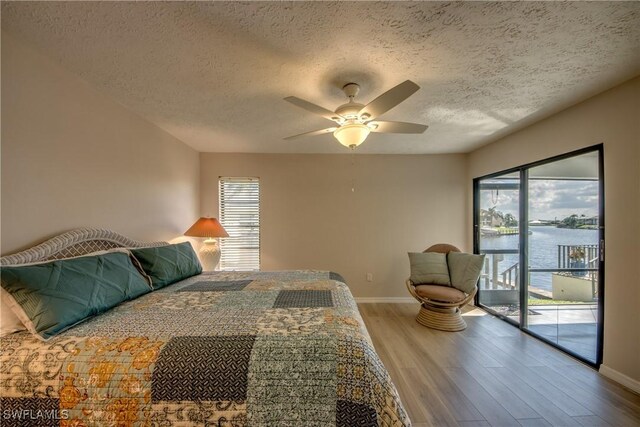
[473,144,605,368]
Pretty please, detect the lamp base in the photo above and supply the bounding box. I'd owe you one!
[199,238,221,271]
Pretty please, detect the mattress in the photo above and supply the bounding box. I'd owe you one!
[0,270,410,426]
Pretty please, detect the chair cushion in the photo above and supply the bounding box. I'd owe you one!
[408,252,451,286]
[447,252,485,293]
[414,284,467,303]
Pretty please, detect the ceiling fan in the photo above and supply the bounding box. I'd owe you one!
[283,80,428,149]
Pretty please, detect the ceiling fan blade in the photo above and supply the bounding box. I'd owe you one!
[358,80,420,120]
[284,96,342,122]
[370,121,428,134]
[283,127,337,140]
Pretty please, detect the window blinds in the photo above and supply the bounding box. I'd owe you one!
[219,177,260,271]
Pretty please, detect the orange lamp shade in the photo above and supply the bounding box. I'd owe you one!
[184,217,229,238]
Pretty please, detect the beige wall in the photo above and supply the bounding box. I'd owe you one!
[201,153,468,298]
[4,22,638,387]
[1,32,200,254]
[468,76,640,383]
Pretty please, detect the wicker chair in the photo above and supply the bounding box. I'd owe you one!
[406,243,477,331]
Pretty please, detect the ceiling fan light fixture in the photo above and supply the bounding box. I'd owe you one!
[333,123,370,148]
[284,80,426,145]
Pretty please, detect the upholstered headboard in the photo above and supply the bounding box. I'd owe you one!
[1,228,168,266]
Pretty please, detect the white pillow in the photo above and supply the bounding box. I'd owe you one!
[1,290,25,336]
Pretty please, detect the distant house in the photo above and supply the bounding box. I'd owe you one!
[581,216,599,226]
[480,208,504,227]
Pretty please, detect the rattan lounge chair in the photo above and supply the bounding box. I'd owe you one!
[406,243,477,331]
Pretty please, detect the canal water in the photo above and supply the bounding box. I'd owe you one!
[480,225,599,291]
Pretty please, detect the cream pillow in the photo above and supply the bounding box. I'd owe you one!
[408,252,451,286]
[1,291,25,336]
[447,252,485,294]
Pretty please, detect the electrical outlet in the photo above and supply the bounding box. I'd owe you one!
[366,273,373,282]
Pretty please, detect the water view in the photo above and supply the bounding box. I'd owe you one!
[481,225,599,291]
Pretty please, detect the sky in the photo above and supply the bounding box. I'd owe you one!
[481,179,599,221]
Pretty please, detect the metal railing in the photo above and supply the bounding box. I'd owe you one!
[502,263,519,289]
[557,244,599,279]
[479,249,518,290]
[478,244,600,299]
[555,243,599,298]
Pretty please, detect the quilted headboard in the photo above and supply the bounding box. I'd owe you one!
[1,228,168,266]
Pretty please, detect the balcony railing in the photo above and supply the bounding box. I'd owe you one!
[555,244,599,298]
[478,244,600,299]
[478,249,518,290]
[557,244,599,280]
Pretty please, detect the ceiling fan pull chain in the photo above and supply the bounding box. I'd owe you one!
[351,148,356,193]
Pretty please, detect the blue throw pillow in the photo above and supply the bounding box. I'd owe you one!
[130,242,202,289]
[1,251,152,340]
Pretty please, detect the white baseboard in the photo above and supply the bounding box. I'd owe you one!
[355,297,416,304]
[599,364,640,394]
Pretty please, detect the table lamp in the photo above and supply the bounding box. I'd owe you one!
[184,217,229,270]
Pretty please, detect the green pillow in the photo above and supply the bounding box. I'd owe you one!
[447,252,486,294]
[408,252,451,286]
[1,251,152,340]
[130,242,202,289]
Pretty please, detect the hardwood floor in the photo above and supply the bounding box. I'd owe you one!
[358,303,640,427]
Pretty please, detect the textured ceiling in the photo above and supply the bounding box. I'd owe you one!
[2,1,640,154]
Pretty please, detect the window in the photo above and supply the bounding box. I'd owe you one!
[219,177,260,270]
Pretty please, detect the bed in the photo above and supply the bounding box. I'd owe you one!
[0,229,410,427]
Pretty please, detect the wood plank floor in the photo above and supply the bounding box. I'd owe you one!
[358,303,640,427]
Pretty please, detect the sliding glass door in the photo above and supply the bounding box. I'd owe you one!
[525,151,602,362]
[474,146,604,366]
[476,173,522,325]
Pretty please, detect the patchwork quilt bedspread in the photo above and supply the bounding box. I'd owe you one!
[0,271,410,427]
